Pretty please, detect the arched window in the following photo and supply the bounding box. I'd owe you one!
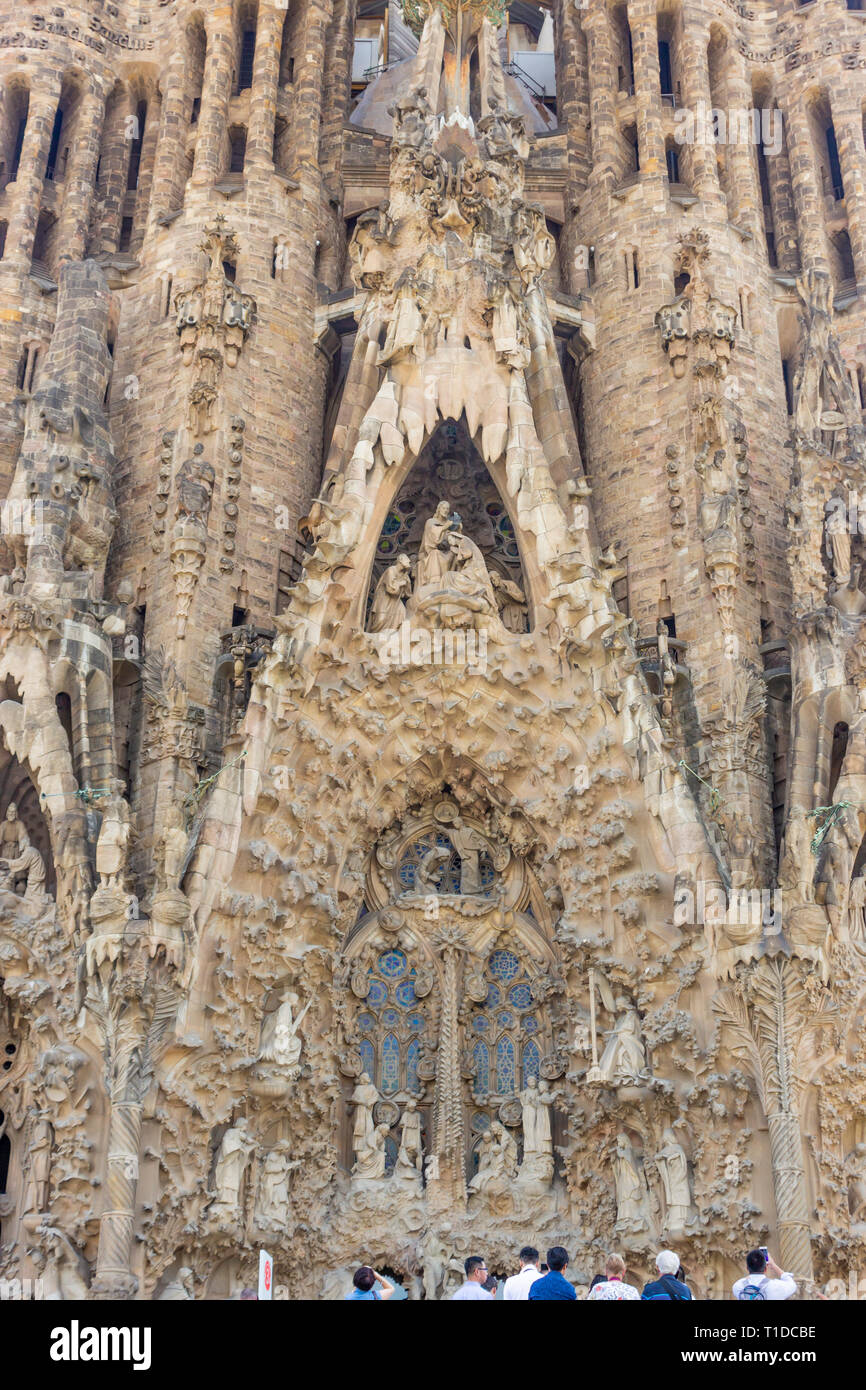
[469,949,545,1098]
[355,949,428,1095]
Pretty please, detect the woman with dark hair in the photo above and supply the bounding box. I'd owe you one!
[345,1267,396,1301]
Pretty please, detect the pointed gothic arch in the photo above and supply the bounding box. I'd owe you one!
[364,417,531,633]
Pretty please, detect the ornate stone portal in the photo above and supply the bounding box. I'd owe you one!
[1,0,866,1305]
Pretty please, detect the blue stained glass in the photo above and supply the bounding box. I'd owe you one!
[382,1034,400,1093]
[382,1008,400,1028]
[383,512,402,534]
[357,1014,375,1033]
[473,1041,489,1092]
[496,1036,515,1094]
[385,1136,398,1173]
[522,1040,541,1086]
[395,980,416,1007]
[489,950,520,983]
[407,1037,421,1092]
[366,979,387,1006]
[359,1039,375,1078]
[378,950,407,978]
[472,1015,490,1032]
[407,1014,425,1031]
[485,984,502,1007]
[496,1011,515,1029]
[509,983,533,1010]
[522,1017,539,1034]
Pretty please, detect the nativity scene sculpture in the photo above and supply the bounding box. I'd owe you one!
[368,502,514,638]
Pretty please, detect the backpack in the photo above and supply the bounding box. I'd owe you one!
[737,1276,768,1301]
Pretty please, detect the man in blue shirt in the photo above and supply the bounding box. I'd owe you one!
[641,1250,692,1301]
[528,1246,577,1300]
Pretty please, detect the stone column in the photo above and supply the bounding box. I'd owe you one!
[832,99,866,290]
[428,943,467,1213]
[765,121,801,273]
[291,0,333,175]
[149,49,190,222]
[723,46,760,233]
[95,86,135,255]
[2,82,62,270]
[131,85,161,250]
[628,0,665,177]
[582,8,619,191]
[54,85,104,264]
[777,92,828,274]
[94,1098,142,1299]
[191,7,235,185]
[677,16,719,201]
[247,4,286,167]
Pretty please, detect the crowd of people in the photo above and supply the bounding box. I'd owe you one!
[345,1245,798,1301]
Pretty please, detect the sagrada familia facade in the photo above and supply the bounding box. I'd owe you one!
[0,0,865,1302]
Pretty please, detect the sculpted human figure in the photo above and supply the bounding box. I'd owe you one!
[395,1099,423,1173]
[444,525,500,617]
[613,1132,650,1233]
[369,554,412,633]
[421,1227,445,1301]
[848,1142,866,1224]
[824,492,851,587]
[0,810,46,901]
[22,1113,53,1213]
[655,1127,693,1231]
[210,1119,254,1216]
[256,1141,301,1228]
[159,1267,195,1300]
[258,992,311,1070]
[353,1120,390,1179]
[175,447,215,525]
[350,1071,381,1161]
[416,501,455,588]
[598,997,649,1084]
[446,814,489,895]
[155,801,189,892]
[518,1075,555,1168]
[490,570,527,632]
[95,779,131,891]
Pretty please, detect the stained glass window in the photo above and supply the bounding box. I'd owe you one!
[397,833,495,896]
[382,1033,400,1092]
[351,954,428,1097]
[522,1039,541,1087]
[473,1041,490,1093]
[407,1038,421,1092]
[359,1038,375,1078]
[378,950,407,977]
[496,1036,515,1094]
[488,950,520,982]
[468,951,547,1102]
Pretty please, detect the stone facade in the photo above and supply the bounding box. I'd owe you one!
[0,0,865,1301]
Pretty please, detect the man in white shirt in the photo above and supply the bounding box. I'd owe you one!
[502,1246,542,1301]
[733,1249,797,1301]
[451,1256,494,1300]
